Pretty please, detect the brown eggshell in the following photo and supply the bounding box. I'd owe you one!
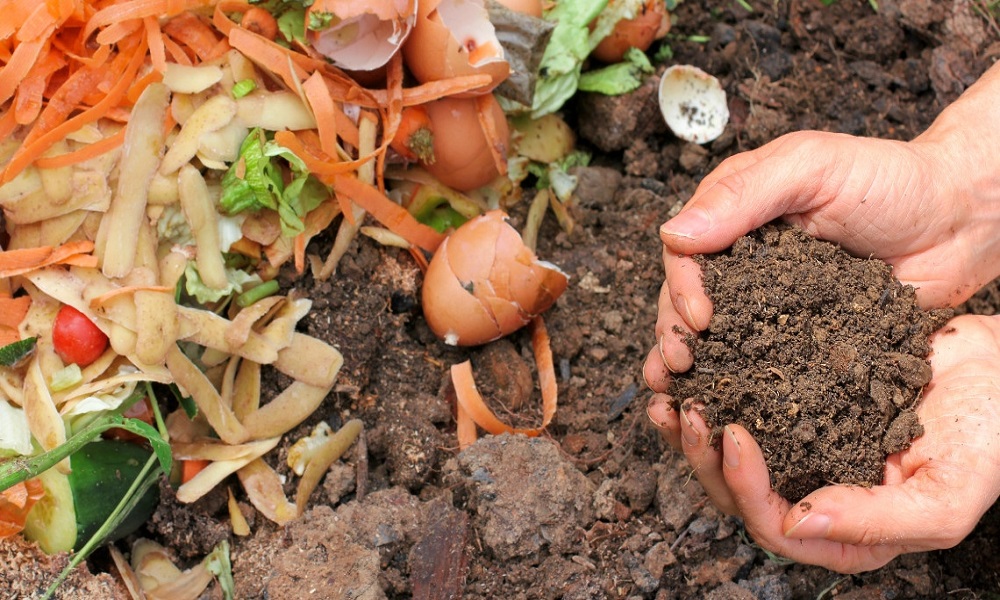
[307,0,416,72]
[421,211,568,346]
[494,0,543,18]
[421,94,510,192]
[591,0,670,64]
[401,0,510,96]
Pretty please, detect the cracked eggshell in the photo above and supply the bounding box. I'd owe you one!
[306,0,417,72]
[657,65,730,144]
[421,211,569,346]
[401,0,510,96]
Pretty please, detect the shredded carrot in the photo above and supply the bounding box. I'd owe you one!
[162,11,224,61]
[1,34,148,184]
[332,174,445,253]
[0,37,47,106]
[0,240,98,278]
[302,72,341,161]
[0,479,45,539]
[143,15,166,73]
[0,295,32,347]
[369,74,495,108]
[450,316,558,440]
[293,233,306,275]
[239,6,278,41]
[227,26,309,95]
[407,246,429,273]
[33,126,126,169]
[455,401,478,450]
[89,285,173,308]
[181,459,210,484]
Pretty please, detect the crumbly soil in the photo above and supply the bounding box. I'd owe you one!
[669,224,952,501]
[16,0,1000,598]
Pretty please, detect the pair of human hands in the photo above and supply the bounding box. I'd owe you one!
[643,113,1000,572]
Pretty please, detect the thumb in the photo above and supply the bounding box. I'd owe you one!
[783,472,987,550]
[660,131,840,255]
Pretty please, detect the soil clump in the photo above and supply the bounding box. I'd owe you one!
[670,224,952,500]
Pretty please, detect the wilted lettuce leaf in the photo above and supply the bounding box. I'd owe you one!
[532,0,650,117]
[221,128,331,238]
[577,47,654,95]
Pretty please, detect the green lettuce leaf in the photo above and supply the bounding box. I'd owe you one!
[532,0,650,116]
[577,47,654,95]
[221,129,331,238]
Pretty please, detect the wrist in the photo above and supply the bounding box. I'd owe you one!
[911,66,1000,302]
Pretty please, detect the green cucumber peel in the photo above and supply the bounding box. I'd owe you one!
[43,453,163,599]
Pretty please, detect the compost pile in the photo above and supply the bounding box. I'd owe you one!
[669,223,953,501]
[3,1,1000,599]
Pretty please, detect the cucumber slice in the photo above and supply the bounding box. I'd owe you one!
[23,440,159,552]
[69,440,160,545]
[22,467,77,554]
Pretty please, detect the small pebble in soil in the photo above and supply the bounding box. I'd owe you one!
[669,223,952,501]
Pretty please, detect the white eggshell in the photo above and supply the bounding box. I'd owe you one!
[657,65,730,144]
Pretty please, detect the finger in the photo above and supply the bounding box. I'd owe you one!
[653,280,697,373]
[782,480,980,553]
[664,247,712,332]
[721,425,900,573]
[642,344,671,393]
[659,132,839,256]
[680,407,737,514]
[646,393,681,451]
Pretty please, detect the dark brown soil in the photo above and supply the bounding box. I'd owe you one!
[669,224,952,501]
[17,0,1000,598]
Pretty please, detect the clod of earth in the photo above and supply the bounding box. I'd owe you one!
[669,223,952,501]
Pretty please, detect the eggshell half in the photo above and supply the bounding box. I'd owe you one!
[307,0,416,72]
[421,211,568,346]
[401,0,510,96]
[421,94,510,192]
[658,65,730,144]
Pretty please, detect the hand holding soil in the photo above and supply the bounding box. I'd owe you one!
[645,61,1000,573]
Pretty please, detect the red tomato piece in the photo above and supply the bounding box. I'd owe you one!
[52,305,109,367]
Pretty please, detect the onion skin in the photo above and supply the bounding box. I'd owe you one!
[591,0,670,64]
[421,95,510,192]
[421,211,568,346]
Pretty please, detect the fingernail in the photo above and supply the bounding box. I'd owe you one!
[642,365,654,391]
[677,294,698,331]
[680,409,700,447]
[784,513,833,540]
[658,334,676,374]
[661,208,712,240]
[723,425,740,469]
[646,395,673,426]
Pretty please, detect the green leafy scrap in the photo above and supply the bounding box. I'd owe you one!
[221,128,331,238]
[577,47,654,95]
[0,337,36,367]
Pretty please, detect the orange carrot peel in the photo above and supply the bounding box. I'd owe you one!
[0,241,98,279]
[453,316,558,449]
[0,479,45,539]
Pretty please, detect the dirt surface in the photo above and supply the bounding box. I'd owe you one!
[669,224,952,501]
[19,0,1000,598]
